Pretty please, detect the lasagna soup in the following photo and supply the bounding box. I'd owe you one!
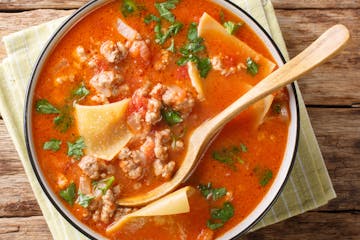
[32,0,291,239]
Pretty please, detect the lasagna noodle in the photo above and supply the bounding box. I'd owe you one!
[74,99,133,161]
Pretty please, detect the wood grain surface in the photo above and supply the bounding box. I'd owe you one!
[0,0,359,239]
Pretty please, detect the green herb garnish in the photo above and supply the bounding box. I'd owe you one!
[59,182,76,206]
[144,14,161,24]
[167,39,176,53]
[260,169,273,187]
[67,137,86,160]
[212,144,247,170]
[76,192,94,208]
[43,139,62,152]
[273,103,282,114]
[177,23,212,78]
[121,0,138,17]
[35,99,60,114]
[254,167,273,187]
[54,105,73,133]
[72,83,89,98]
[198,182,227,201]
[246,57,259,76]
[93,176,115,194]
[155,21,183,45]
[224,21,242,35]
[207,202,234,230]
[161,106,183,126]
[154,0,179,23]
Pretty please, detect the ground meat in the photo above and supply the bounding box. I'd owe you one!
[129,40,150,62]
[92,209,101,222]
[211,55,246,77]
[100,189,116,224]
[89,70,124,100]
[79,175,92,195]
[57,174,68,189]
[145,98,162,125]
[149,83,167,100]
[154,129,171,161]
[118,148,144,180]
[154,50,170,71]
[78,156,100,180]
[196,229,214,240]
[153,159,176,179]
[162,86,195,117]
[114,207,136,221]
[172,139,184,152]
[74,46,87,63]
[139,136,155,161]
[100,40,128,63]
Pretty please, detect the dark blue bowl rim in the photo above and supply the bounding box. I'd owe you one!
[23,0,301,239]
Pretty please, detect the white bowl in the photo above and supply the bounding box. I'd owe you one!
[24,0,300,239]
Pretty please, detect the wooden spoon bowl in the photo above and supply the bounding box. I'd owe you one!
[117,24,350,207]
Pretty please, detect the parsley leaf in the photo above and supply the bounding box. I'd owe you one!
[167,39,176,53]
[76,192,94,208]
[197,57,212,78]
[155,21,183,45]
[121,0,138,17]
[260,169,273,187]
[54,105,73,133]
[59,182,76,206]
[43,139,62,152]
[224,21,242,35]
[212,144,248,169]
[273,103,282,114]
[35,99,60,114]
[67,137,86,160]
[155,0,179,23]
[177,23,212,78]
[207,202,234,230]
[144,14,161,24]
[72,83,89,98]
[246,57,259,76]
[198,182,227,201]
[161,106,183,126]
[93,176,115,194]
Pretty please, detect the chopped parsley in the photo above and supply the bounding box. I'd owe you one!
[144,14,160,24]
[154,0,179,23]
[121,0,139,17]
[273,103,282,114]
[212,144,247,170]
[35,99,60,114]
[224,21,242,35]
[155,21,183,45]
[254,167,273,187]
[72,83,89,98]
[167,39,176,53]
[161,106,183,126]
[59,182,76,206]
[76,192,94,208]
[67,137,86,160]
[93,176,115,194]
[54,105,73,133]
[177,23,212,78]
[43,139,61,152]
[198,182,227,201]
[207,202,234,230]
[246,57,259,76]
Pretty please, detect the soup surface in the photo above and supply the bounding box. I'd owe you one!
[32,0,290,239]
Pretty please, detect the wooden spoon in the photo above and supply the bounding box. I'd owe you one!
[117,24,350,207]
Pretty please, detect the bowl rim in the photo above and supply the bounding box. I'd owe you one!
[24,0,300,239]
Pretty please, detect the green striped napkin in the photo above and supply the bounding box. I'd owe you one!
[0,0,336,239]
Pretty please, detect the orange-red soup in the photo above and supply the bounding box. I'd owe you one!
[32,0,290,239]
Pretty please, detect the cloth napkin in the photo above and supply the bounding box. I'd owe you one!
[0,0,336,239]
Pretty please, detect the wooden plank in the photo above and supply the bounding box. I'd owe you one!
[0,0,359,10]
[0,216,51,239]
[276,9,360,105]
[307,108,360,211]
[0,9,73,60]
[272,0,360,9]
[0,0,87,10]
[244,211,360,240]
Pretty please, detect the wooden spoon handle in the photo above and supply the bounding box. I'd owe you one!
[207,24,350,132]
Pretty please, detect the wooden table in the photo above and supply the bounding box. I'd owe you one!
[0,0,359,239]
